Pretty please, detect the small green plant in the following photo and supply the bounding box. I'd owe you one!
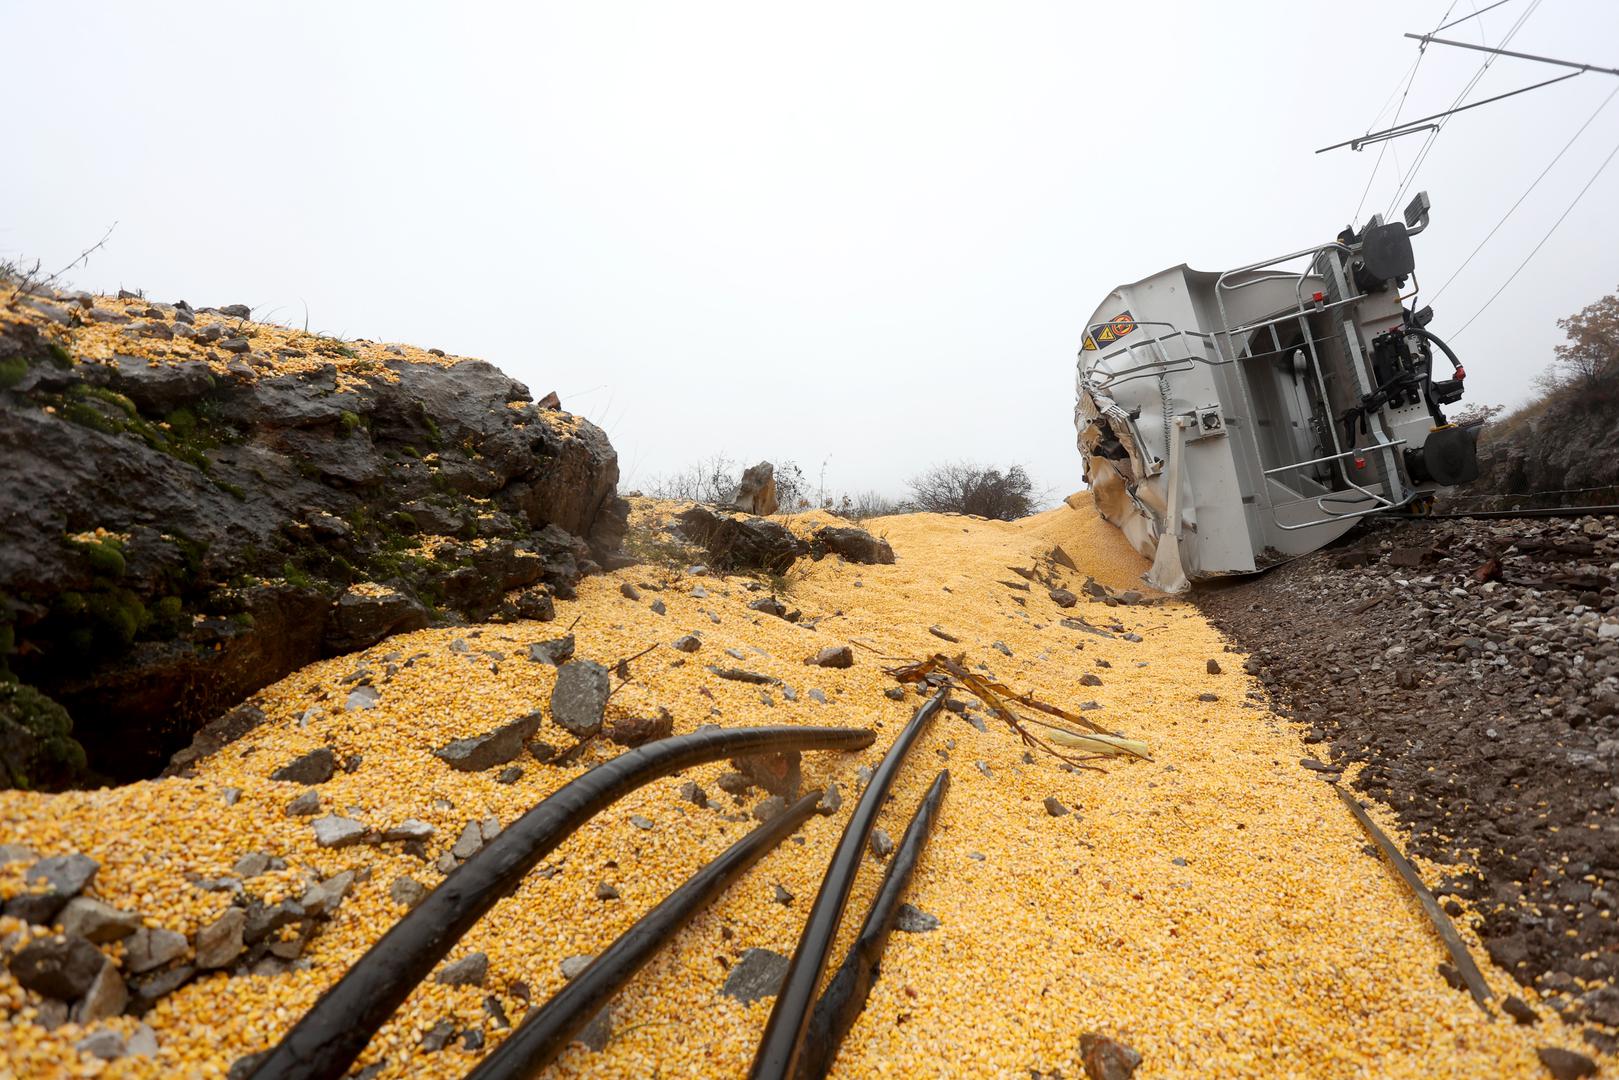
[282,562,314,589]
[0,356,27,390]
[45,342,72,368]
[339,410,361,437]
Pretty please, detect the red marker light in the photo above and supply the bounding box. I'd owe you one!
[1354,457,1366,470]
[1312,291,1325,303]
[1455,365,1466,379]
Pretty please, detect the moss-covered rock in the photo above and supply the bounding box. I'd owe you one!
[0,680,88,791]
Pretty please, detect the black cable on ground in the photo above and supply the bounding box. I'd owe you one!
[248,725,877,1080]
[747,689,948,1080]
[465,789,826,1080]
[793,769,951,1080]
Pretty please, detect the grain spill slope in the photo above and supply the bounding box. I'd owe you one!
[0,500,1603,1078]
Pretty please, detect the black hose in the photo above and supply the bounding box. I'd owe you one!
[464,789,826,1080]
[1408,325,1462,374]
[248,725,876,1080]
[793,769,951,1080]
[746,690,947,1080]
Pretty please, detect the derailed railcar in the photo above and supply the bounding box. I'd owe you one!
[1075,192,1479,592]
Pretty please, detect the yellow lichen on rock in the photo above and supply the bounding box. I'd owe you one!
[0,499,1607,1078]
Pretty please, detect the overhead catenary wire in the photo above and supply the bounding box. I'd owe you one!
[1451,132,1619,339]
[1434,0,1517,35]
[1431,81,1619,302]
[1384,0,1545,220]
[1349,0,1459,224]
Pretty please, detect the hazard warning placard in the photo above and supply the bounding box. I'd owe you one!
[1082,310,1137,351]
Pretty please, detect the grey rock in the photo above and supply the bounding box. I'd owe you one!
[804,645,854,669]
[75,1028,127,1061]
[575,1004,613,1051]
[125,1023,158,1057]
[678,780,708,808]
[496,765,524,784]
[299,871,356,918]
[630,815,654,831]
[435,951,488,987]
[772,884,794,905]
[72,958,128,1023]
[620,582,641,600]
[560,954,594,980]
[817,783,842,815]
[1535,1048,1596,1080]
[391,876,428,909]
[421,1019,456,1052]
[595,882,621,901]
[271,746,337,784]
[382,819,435,843]
[895,903,939,933]
[676,507,809,575]
[884,687,906,701]
[975,760,993,778]
[0,843,36,864]
[128,964,195,1012]
[527,635,576,665]
[232,852,272,878]
[965,714,988,733]
[323,584,428,654]
[8,935,106,999]
[1206,658,1222,675]
[221,787,242,806]
[286,789,322,816]
[1043,797,1070,817]
[433,711,544,771]
[345,686,381,711]
[125,927,188,973]
[243,899,304,944]
[5,854,98,924]
[807,689,827,704]
[451,820,484,860]
[753,796,787,823]
[721,948,791,1004]
[195,907,246,969]
[1049,588,1078,608]
[551,661,611,737]
[58,897,142,943]
[311,815,367,847]
[672,635,702,653]
[34,998,68,1031]
[870,828,894,859]
[749,596,788,618]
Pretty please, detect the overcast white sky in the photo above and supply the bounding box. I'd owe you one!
[5,1,1617,500]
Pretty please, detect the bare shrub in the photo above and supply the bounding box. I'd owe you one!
[906,462,1037,521]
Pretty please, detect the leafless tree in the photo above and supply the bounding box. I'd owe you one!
[906,462,1038,521]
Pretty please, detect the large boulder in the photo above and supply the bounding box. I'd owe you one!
[728,461,778,516]
[0,302,628,786]
[676,507,808,575]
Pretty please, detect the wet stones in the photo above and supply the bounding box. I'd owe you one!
[433,711,544,771]
[551,661,611,738]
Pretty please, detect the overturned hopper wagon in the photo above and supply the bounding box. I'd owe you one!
[1074,192,1479,592]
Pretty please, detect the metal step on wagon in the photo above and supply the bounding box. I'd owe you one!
[1074,192,1480,592]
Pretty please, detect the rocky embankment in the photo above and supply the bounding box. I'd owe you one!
[1200,515,1619,1050]
[1469,386,1619,508]
[0,287,627,787]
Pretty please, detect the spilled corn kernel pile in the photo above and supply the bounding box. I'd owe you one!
[1,498,1609,1078]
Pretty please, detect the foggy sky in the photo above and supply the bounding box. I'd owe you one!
[4,1,1616,501]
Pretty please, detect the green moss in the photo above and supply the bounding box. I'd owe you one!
[282,562,314,589]
[214,479,247,501]
[0,355,27,390]
[151,595,187,639]
[339,410,361,438]
[401,445,420,459]
[45,342,73,368]
[423,414,442,447]
[165,406,198,439]
[0,682,88,791]
[75,385,138,419]
[81,540,125,579]
[62,400,123,434]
